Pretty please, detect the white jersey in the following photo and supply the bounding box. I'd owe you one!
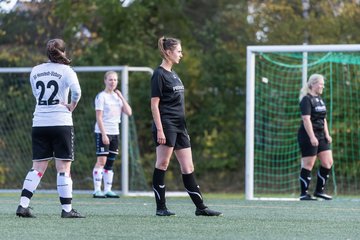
[30,62,81,126]
[94,91,123,135]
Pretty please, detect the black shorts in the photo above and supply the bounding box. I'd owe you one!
[298,128,330,157]
[95,133,119,156]
[32,126,74,161]
[152,129,191,150]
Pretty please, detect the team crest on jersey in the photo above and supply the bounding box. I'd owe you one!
[173,74,183,83]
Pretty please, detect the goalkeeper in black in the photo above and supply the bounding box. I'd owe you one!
[150,36,222,216]
[298,74,333,201]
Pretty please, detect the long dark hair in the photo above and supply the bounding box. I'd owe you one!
[46,39,71,65]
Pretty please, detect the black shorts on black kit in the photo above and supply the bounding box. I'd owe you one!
[95,133,119,156]
[152,129,191,150]
[32,126,74,161]
[298,128,330,157]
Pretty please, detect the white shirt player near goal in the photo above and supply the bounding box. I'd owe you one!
[92,71,132,199]
[94,91,123,135]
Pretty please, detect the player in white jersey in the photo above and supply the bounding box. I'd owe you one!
[16,39,84,218]
[92,71,132,198]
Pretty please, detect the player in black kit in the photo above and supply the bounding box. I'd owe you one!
[298,74,333,201]
[150,36,222,216]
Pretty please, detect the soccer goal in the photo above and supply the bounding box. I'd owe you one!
[0,66,152,196]
[246,44,360,200]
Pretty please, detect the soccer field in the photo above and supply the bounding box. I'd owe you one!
[1,193,360,240]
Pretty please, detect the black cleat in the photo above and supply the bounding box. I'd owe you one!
[61,209,85,218]
[16,205,36,218]
[195,207,223,216]
[299,194,317,201]
[156,209,176,216]
[314,192,332,200]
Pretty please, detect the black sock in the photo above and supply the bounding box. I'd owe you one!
[315,166,331,193]
[182,172,206,210]
[152,168,166,210]
[300,168,311,196]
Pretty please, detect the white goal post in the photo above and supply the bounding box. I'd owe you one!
[245,44,360,200]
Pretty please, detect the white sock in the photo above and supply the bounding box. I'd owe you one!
[103,170,114,192]
[93,168,103,192]
[20,169,42,208]
[57,172,72,212]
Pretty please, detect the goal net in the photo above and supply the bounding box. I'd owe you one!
[0,66,151,194]
[246,45,360,200]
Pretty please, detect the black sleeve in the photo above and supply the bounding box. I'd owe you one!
[151,69,163,98]
[300,96,311,115]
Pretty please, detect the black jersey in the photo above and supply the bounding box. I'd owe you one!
[151,66,186,132]
[299,94,327,132]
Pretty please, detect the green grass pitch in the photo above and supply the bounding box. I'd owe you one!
[1,192,360,240]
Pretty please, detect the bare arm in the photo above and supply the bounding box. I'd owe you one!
[151,97,165,145]
[302,115,319,146]
[96,110,109,145]
[115,89,132,116]
[324,118,332,143]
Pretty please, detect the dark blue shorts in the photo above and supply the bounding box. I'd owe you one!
[95,133,119,156]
